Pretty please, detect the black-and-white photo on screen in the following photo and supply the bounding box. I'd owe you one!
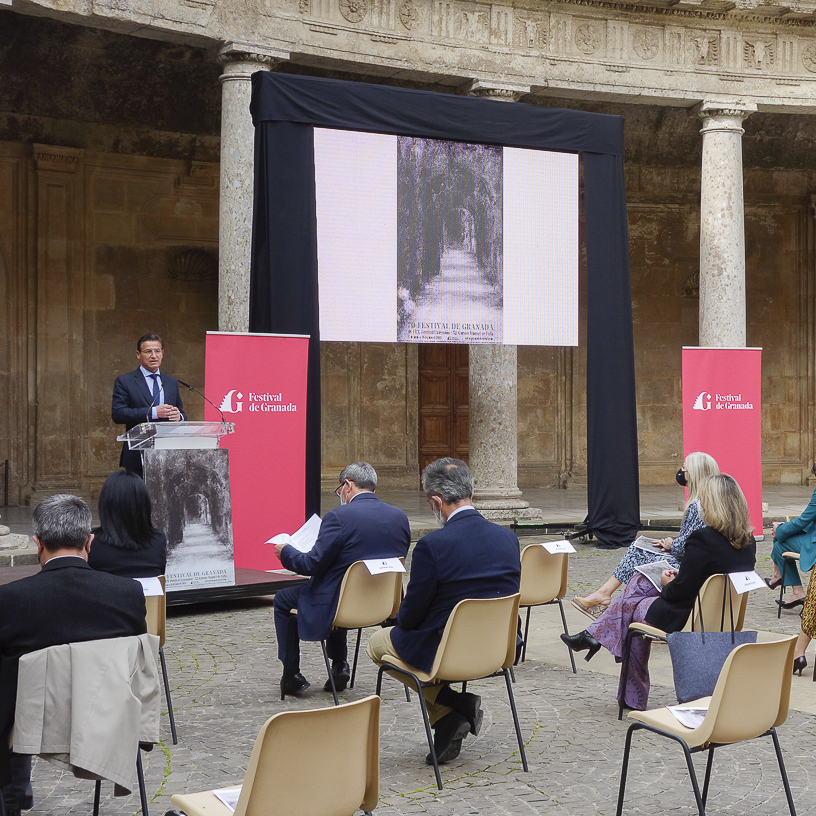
[314,128,578,346]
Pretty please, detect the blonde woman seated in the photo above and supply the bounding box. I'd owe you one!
[572,452,719,621]
[562,473,756,711]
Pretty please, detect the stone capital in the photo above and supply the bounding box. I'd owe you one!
[218,42,290,80]
[696,99,758,135]
[463,79,531,103]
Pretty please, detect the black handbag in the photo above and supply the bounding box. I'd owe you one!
[666,576,757,704]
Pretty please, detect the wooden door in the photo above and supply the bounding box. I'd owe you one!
[418,344,469,475]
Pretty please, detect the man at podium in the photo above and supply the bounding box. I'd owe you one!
[111,334,185,474]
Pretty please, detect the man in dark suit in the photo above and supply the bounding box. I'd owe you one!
[273,462,411,698]
[111,333,185,474]
[367,457,521,765]
[0,495,147,816]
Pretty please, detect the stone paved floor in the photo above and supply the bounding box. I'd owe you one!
[20,532,816,816]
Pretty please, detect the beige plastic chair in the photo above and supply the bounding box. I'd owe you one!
[375,593,527,790]
[618,573,749,719]
[144,575,177,743]
[320,559,405,705]
[518,544,576,672]
[167,695,380,816]
[616,635,797,816]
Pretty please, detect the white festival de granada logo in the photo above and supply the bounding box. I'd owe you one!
[692,390,753,411]
[219,389,298,413]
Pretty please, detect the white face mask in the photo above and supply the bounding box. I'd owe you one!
[432,500,445,528]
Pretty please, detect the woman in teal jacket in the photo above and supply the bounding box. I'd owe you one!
[769,477,816,609]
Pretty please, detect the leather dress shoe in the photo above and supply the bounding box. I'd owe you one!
[425,711,470,765]
[324,660,351,692]
[280,672,310,700]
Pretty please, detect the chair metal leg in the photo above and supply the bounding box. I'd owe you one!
[93,779,102,816]
[320,640,339,705]
[159,646,178,745]
[615,722,638,816]
[136,750,150,816]
[503,668,528,772]
[778,558,789,620]
[556,599,577,674]
[770,728,797,816]
[509,666,516,683]
[377,662,442,789]
[349,628,363,688]
[701,746,715,805]
[521,606,532,663]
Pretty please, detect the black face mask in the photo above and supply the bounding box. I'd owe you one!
[676,468,688,487]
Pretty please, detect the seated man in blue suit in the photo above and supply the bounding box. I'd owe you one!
[111,334,185,475]
[273,462,411,699]
[367,457,521,765]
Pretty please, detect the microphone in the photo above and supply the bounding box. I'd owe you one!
[177,379,227,425]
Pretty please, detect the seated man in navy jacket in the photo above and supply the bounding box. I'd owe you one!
[273,462,411,698]
[367,458,521,765]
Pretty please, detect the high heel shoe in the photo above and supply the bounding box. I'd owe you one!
[280,672,310,700]
[793,656,807,676]
[572,596,611,621]
[560,630,602,662]
[765,576,783,590]
[777,597,805,610]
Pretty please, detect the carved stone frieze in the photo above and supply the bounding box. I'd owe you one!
[514,14,547,48]
[340,0,368,23]
[574,22,602,54]
[803,42,816,71]
[399,0,421,29]
[632,27,660,60]
[744,38,775,69]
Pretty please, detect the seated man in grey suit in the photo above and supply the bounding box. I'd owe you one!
[0,495,147,816]
[273,462,411,698]
[367,458,521,765]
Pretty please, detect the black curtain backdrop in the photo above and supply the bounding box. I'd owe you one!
[250,72,640,546]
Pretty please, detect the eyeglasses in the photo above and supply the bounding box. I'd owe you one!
[335,483,345,498]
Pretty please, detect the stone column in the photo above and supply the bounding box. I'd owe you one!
[697,99,756,347]
[218,42,289,332]
[464,80,541,520]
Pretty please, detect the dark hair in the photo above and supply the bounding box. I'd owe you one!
[32,494,92,552]
[137,333,163,352]
[97,471,157,551]
[422,458,474,503]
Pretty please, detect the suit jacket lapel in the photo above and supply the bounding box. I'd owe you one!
[134,368,154,405]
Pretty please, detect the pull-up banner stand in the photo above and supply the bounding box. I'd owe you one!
[249,73,640,547]
[682,347,763,536]
[205,332,309,569]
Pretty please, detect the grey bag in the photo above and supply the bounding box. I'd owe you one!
[666,577,757,704]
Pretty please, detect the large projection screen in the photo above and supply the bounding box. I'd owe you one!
[250,72,640,549]
[314,128,578,346]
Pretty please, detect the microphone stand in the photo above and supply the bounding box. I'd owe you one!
[177,379,227,426]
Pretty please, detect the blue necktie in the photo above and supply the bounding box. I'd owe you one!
[150,374,159,403]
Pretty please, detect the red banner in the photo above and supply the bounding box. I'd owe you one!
[205,332,309,570]
[682,347,763,536]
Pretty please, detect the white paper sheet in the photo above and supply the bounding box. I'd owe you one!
[541,540,577,554]
[634,559,674,592]
[631,535,665,554]
[213,786,242,812]
[133,577,163,597]
[728,570,765,594]
[364,557,406,575]
[266,513,322,553]
[667,705,708,729]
